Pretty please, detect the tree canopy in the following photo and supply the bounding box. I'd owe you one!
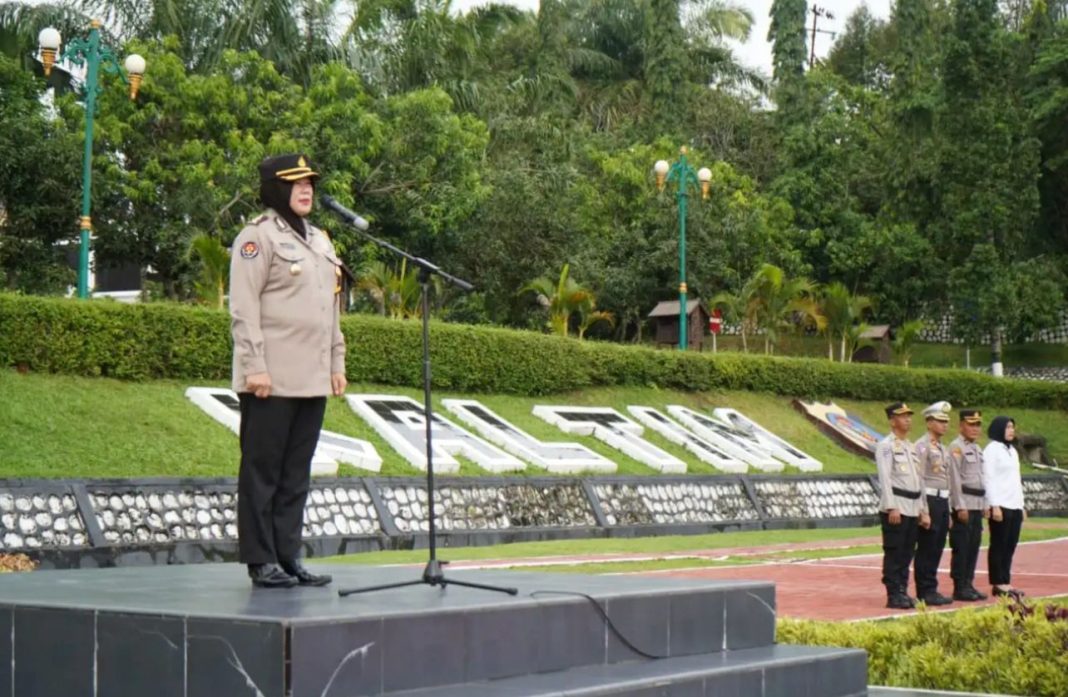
[0,0,1065,356]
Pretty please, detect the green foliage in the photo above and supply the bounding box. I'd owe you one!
[767,0,807,85]
[820,282,873,362]
[892,319,926,367]
[0,53,81,293]
[778,602,1068,696]
[188,234,229,309]
[519,263,595,337]
[4,294,1068,410]
[5,0,1068,350]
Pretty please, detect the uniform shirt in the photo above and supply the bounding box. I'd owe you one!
[948,436,986,511]
[982,441,1025,510]
[875,434,929,517]
[914,434,950,492]
[229,209,346,398]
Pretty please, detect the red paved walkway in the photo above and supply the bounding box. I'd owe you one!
[645,538,1068,621]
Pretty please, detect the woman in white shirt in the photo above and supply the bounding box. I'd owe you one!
[982,416,1026,597]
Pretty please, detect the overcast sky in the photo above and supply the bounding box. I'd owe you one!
[452,0,893,77]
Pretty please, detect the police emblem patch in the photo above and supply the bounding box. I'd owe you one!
[240,241,259,259]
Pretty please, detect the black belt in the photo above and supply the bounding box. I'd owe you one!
[892,486,921,500]
[962,485,986,497]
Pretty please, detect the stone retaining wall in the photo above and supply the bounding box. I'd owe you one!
[3,474,1066,568]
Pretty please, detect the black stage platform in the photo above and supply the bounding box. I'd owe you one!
[0,564,867,696]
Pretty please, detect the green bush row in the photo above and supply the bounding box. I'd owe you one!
[778,602,1068,697]
[2,293,1068,407]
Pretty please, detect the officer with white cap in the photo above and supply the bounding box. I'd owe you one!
[913,400,954,605]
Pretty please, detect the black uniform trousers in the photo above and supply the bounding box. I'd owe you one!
[238,393,326,565]
[988,507,1024,586]
[914,495,949,597]
[949,509,983,590]
[881,512,919,597]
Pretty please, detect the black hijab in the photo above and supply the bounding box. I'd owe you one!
[259,178,310,240]
[987,416,1016,445]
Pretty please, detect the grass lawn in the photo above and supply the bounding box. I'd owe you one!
[4,368,1068,478]
[703,335,1068,369]
[319,519,1068,570]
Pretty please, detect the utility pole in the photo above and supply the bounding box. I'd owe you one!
[809,5,835,69]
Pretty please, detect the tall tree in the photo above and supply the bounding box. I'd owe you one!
[880,0,944,230]
[0,52,81,293]
[767,0,807,115]
[642,0,687,134]
[826,5,888,88]
[938,0,1048,368]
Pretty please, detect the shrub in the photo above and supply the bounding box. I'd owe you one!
[3,293,1068,407]
[777,601,1068,696]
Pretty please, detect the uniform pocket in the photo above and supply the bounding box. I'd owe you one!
[270,243,307,285]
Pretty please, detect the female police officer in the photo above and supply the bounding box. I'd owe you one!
[229,153,347,588]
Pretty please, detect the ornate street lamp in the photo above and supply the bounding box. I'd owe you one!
[654,147,711,350]
[38,21,146,299]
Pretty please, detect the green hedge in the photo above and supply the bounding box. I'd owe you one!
[778,602,1068,696]
[2,293,1068,407]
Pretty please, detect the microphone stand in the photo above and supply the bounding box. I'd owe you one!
[323,202,518,598]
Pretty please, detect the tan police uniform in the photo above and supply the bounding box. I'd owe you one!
[912,400,952,603]
[947,409,987,599]
[229,211,346,396]
[229,152,342,588]
[875,435,927,517]
[876,402,927,606]
[948,435,986,513]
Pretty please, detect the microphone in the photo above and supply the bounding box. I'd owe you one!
[320,194,370,231]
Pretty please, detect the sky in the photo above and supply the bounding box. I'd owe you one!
[451,0,894,77]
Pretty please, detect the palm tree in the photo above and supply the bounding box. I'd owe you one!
[710,270,763,352]
[820,282,873,361]
[892,319,926,367]
[568,0,764,130]
[748,264,824,354]
[519,263,593,337]
[0,2,88,70]
[356,259,421,319]
[575,296,615,339]
[71,0,345,83]
[188,234,229,309]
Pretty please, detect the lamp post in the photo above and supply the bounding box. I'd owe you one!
[38,21,145,299]
[654,147,711,351]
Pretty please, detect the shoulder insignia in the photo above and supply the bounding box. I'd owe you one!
[239,241,259,259]
[952,447,962,457]
[251,214,268,225]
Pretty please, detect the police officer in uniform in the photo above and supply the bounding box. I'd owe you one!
[947,409,988,601]
[229,153,347,589]
[913,401,954,606]
[876,403,930,609]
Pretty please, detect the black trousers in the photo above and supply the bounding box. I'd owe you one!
[988,507,1024,586]
[237,394,326,565]
[949,509,983,589]
[914,495,949,597]
[881,513,919,596]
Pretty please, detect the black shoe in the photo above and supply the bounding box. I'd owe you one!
[280,560,332,587]
[886,594,915,610]
[922,592,953,606]
[953,587,984,602]
[968,586,988,600]
[248,563,298,589]
[992,586,1021,598]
